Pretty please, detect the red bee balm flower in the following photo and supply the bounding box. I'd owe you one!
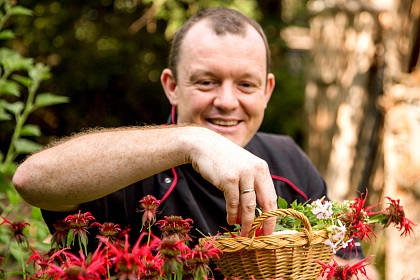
[382,197,416,236]
[183,238,222,279]
[156,215,193,241]
[0,216,30,246]
[341,191,379,242]
[91,221,121,243]
[314,256,373,280]
[51,220,69,249]
[63,211,95,252]
[138,195,161,227]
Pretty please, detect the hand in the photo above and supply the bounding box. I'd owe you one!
[186,128,278,237]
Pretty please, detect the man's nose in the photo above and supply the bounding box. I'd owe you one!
[213,84,239,111]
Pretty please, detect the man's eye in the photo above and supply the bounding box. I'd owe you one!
[196,80,217,90]
[200,81,213,86]
[239,82,256,93]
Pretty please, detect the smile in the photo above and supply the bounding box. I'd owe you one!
[209,119,240,126]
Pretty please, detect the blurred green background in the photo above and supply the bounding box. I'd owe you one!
[0,0,310,156]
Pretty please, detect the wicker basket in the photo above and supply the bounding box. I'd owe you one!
[200,208,333,280]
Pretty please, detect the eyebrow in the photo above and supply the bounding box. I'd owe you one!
[189,70,216,82]
[189,68,264,84]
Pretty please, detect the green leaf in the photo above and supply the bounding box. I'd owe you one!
[35,93,70,108]
[277,197,288,209]
[6,187,22,205]
[0,107,12,121]
[12,74,32,87]
[1,100,24,116]
[67,229,75,247]
[14,138,42,154]
[20,124,41,137]
[0,29,15,40]
[9,6,33,16]
[0,79,21,96]
[0,48,33,72]
[29,63,51,82]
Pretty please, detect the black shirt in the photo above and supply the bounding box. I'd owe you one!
[42,133,327,246]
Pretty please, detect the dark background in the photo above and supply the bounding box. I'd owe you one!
[1,0,310,151]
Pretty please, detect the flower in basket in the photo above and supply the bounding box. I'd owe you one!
[206,190,416,280]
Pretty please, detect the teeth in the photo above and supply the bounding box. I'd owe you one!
[211,119,239,126]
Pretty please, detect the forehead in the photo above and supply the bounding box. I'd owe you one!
[179,20,267,75]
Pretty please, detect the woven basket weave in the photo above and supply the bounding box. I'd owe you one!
[200,208,333,280]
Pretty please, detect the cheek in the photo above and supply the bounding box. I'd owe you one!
[177,94,210,120]
[243,97,266,117]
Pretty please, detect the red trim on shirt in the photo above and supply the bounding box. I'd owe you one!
[270,174,308,201]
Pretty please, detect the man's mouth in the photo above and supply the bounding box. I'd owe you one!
[208,119,240,126]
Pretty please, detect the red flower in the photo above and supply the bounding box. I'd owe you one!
[138,195,161,228]
[183,237,222,279]
[158,235,190,277]
[382,197,416,236]
[51,220,69,249]
[38,245,108,280]
[314,256,373,280]
[63,211,95,250]
[341,191,378,242]
[0,216,30,246]
[91,221,121,243]
[27,247,67,278]
[156,215,193,241]
[137,252,164,280]
[102,232,159,279]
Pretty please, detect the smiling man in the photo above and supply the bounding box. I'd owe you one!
[161,16,275,148]
[12,6,376,279]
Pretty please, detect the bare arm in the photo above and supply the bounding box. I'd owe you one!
[13,125,277,236]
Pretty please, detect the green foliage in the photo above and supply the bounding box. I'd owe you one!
[0,0,69,274]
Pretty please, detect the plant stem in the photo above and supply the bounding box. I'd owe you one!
[4,75,39,166]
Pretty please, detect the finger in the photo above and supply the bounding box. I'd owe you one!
[224,182,240,226]
[254,175,277,236]
[239,181,257,237]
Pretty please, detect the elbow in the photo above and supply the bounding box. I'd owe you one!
[12,161,40,207]
[13,164,28,193]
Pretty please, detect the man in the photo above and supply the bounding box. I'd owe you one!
[13,7,377,279]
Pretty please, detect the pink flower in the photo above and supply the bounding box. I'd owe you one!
[312,199,333,219]
[138,195,161,228]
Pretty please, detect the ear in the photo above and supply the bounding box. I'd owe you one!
[263,73,275,108]
[161,68,178,105]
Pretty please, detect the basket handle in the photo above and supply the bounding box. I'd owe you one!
[248,208,314,243]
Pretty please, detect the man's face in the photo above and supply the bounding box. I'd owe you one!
[162,20,275,147]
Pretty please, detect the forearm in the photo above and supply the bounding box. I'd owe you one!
[13,125,195,210]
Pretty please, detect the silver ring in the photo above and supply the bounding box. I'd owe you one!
[240,189,255,194]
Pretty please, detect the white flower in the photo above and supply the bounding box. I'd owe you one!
[324,220,352,253]
[311,199,333,219]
